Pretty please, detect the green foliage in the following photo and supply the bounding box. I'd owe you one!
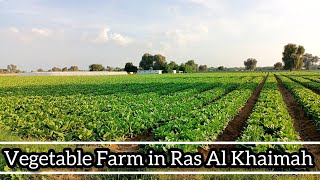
[303,53,319,70]
[139,53,155,70]
[62,67,68,71]
[68,65,79,71]
[185,60,198,73]
[282,43,305,71]
[244,58,257,70]
[51,67,61,72]
[149,77,264,152]
[273,62,283,70]
[217,66,225,71]
[238,76,302,153]
[166,61,179,73]
[7,64,20,73]
[153,54,166,70]
[124,62,138,72]
[199,65,208,72]
[139,54,204,73]
[37,68,44,72]
[89,64,105,71]
[279,75,320,129]
[139,53,167,71]
[0,73,263,142]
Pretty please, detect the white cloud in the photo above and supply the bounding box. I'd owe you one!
[93,28,110,43]
[189,0,226,14]
[8,27,19,33]
[109,33,132,46]
[145,24,210,57]
[89,27,133,46]
[165,25,209,45]
[31,28,51,36]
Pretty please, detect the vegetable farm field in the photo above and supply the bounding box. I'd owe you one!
[1,71,320,170]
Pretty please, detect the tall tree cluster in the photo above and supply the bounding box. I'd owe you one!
[244,58,257,70]
[49,66,80,72]
[181,60,199,73]
[274,62,283,70]
[303,53,319,70]
[0,64,21,73]
[282,43,305,71]
[124,62,138,72]
[125,53,205,73]
[139,53,167,71]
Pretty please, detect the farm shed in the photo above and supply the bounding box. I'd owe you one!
[137,70,163,74]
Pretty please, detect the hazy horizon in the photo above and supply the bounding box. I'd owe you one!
[1,0,319,71]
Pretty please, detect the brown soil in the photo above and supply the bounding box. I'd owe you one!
[208,75,268,150]
[110,130,154,152]
[275,75,320,170]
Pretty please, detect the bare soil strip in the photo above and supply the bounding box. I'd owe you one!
[275,75,320,170]
[208,75,268,150]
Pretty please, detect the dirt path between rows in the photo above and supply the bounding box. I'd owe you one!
[207,74,268,151]
[275,75,320,170]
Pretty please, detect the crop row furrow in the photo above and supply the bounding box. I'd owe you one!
[277,75,320,130]
[147,76,264,152]
[0,76,255,141]
[237,75,302,153]
[284,75,320,94]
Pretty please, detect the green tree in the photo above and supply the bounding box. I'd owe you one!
[153,54,167,70]
[303,53,319,70]
[179,63,186,72]
[217,66,224,71]
[68,66,79,71]
[199,65,208,72]
[62,67,68,71]
[185,60,198,73]
[139,53,154,70]
[124,62,138,72]
[51,67,61,72]
[106,66,116,71]
[244,58,257,70]
[166,61,179,73]
[7,64,19,73]
[282,43,305,71]
[274,62,283,70]
[89,64,104,71]
[37,68,44,72]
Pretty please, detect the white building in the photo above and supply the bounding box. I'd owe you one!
[137,70,163,74]
[172,70,183,74]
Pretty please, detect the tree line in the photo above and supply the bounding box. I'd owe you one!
[1,43,318,74]
[242,43,319,71]
[124,53,208,73]
[280,43,319,71]
[0,64,23,74]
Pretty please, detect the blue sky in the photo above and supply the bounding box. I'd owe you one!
[0,0,320,71]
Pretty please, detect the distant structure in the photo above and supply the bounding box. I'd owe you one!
[137,70,163,74]
[172,70,183,74]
